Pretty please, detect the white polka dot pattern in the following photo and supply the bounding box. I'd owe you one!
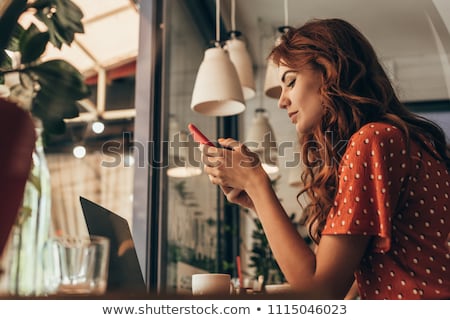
[322,122,450,299]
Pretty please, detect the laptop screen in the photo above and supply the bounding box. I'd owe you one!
[79,197,146,294]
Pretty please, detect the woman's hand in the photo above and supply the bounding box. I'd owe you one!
[201,138,267,191]
[220,186,255,211]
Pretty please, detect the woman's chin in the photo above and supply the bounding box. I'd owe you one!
[295,123,308,134]
[295,121,319,135]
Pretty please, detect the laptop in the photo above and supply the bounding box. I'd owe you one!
[80,196,147,294]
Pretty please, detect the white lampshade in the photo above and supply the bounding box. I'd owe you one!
[246,108,277,151]
[264,29,288,100]
[246,108,279,176]
[225,38,256,100]
[191,47,245,116]
[264,59,281,99]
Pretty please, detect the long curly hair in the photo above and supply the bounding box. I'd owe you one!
[269,18,450,243]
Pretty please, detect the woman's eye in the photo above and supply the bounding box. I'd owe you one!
[287,78,296,88]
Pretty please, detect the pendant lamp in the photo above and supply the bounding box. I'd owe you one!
[190,0,245,116]
[225,0,256,100]
[226,35,256,100]
[264,0,291,99]
[264,58,281,99]
[246,108,279,177]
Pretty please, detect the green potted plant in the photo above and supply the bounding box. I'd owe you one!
[0,0,90,296]
[0,0,90,134]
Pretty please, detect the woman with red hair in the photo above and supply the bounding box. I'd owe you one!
[202,18,450,299]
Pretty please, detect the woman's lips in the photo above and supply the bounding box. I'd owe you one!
[288,111,298,123]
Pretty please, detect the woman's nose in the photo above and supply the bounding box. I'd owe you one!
[278,89,289,109]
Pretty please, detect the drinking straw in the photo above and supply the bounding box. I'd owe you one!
[236,255,243,289]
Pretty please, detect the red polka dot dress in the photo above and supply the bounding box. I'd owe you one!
[322,122,450,299]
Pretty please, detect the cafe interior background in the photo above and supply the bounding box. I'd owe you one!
[1,0,449,295]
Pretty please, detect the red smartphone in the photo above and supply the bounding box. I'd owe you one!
[188,123,215,146]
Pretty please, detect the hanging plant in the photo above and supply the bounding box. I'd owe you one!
[0,0,90,135]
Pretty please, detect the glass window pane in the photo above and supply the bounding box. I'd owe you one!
[163,0,220,295]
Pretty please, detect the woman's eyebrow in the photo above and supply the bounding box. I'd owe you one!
[281,70,297,83]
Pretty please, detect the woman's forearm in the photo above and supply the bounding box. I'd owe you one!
[245,174,319,293]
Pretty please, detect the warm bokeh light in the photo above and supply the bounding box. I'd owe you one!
[73,145,87,159]
[92,121,105,134]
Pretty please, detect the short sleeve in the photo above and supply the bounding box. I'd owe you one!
[322,124,410,253]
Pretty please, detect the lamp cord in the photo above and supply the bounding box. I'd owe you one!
[231,0,236,31]
[258,17,267,110]
[216,0,220,44]
[284,0,289,26]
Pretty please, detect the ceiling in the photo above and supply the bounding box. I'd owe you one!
[219,0,450,104]
[43,0,139,77]
[41,0,450,76]
[227,0,450,66]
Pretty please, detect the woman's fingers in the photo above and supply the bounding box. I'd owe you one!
[207,173,227,186]
[202,154,222,167]
[205,165,221,183]
[218,138,240,150]
[205,165,233,187]
[225,187,242,202]
[218,138,260,167]
[220,185,234,194]
[200,144,225,167]
[201,145,222,167]
[199,144,222,156]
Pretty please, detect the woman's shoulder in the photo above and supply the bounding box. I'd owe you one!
[343,122,408,159]
[349,122,405,144]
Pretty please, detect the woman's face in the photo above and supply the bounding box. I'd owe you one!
[278,64,324,134]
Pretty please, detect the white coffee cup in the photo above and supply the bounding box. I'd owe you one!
[191,273,231,296]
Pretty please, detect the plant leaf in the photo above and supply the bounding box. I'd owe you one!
[26,60,90,134]
[37,12,64,49]
[33,90,80,119]
[54,0,84,33]
[28,0,54,10]
[42,117,66,135]
[19,25,50,64]
[6,24,25,51]
[29,60,91,101]
[0,0,27,51]
[31,99,69,135]
[0,51,12,84]
[32,0,84,48]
